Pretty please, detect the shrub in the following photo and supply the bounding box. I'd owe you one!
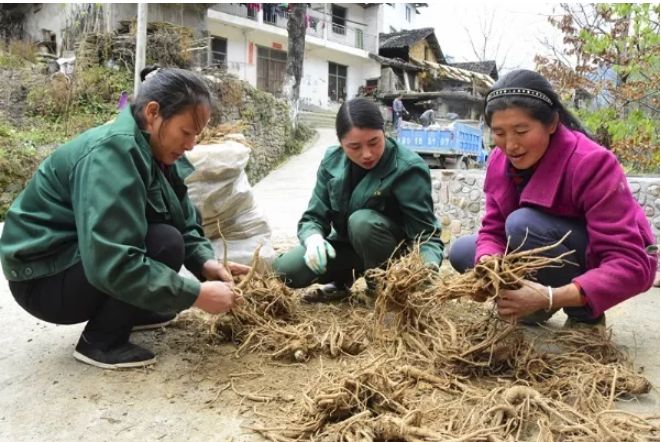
[0,40,37,68]
[26,66,130,121]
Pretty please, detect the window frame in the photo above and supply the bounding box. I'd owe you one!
[211,36,228,66]
[328,61,348,102]
[331,4,347,35]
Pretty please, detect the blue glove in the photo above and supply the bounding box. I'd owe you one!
[303,234,336,274]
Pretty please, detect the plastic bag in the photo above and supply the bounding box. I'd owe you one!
[185,142,275,265]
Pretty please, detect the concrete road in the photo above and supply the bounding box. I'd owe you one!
[252,128,337,245]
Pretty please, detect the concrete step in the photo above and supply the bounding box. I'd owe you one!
[299,110,336,128]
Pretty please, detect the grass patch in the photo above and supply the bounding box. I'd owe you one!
[0,109,119,220]
[0,41,37,69]
[285,122,315,156]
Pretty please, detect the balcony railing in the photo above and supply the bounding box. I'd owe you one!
[210,3,258,21]
[210,4,376,53]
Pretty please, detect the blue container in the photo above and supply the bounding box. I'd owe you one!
[426,129,439,147]
[398,121,484,164]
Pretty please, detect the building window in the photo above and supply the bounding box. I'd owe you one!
[424,46,429,61]
[211,37,227,66]
[331,4,346,35]
[355,29,364,49]
[406,6,411,22]
[257,45,287,96]
[328,62,347,102]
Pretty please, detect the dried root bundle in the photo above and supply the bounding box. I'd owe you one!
[442,232,576,301]
[436,318,527,376]
[368,247,440,319]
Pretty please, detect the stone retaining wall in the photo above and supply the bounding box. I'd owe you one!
[430,170,660,253]
[204,73,300,185]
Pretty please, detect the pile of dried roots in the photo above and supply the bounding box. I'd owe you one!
[192,237,658,441]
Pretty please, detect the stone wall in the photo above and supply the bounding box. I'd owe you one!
[430,170,660,254]
[204,73,305,185]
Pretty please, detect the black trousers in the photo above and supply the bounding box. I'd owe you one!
[8,224,185,350]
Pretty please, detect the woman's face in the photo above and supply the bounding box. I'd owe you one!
[340,127,386,170]
[490,107,558,170]
[144,102,211,165]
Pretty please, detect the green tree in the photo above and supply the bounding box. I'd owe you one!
[535,3,660,173]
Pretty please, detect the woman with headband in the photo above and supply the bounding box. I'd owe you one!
[449,69,657,327]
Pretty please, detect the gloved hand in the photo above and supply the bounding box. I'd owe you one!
[304,234,336,275]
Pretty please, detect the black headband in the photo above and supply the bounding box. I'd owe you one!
[486,87,553,107]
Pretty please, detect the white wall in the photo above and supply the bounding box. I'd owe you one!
[110,4,207,35]
[300,56,330,108]
[208,6,381,110]
[381,3,418,33]
[301,46,381,108]
[365,5,381,45]
[207,22,254,83]
[23,3,207,55]
[22,3,69,54]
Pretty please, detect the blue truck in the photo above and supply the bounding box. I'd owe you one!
[397,121,490,169]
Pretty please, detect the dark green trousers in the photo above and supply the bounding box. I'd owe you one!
[273,209,405,288]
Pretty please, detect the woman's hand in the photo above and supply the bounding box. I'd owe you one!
[228,261,250,276]
[472,255,495,302]
[496,279,549,320]
[201,260,251,285]
[193,281,243,314]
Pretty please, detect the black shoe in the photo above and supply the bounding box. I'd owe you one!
[564,314,606,330]
[518,308,559,326]
[132,312,177,332]
[302,282,350,303]
[73,337,156,369]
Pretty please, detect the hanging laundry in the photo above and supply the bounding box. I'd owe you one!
[307,15,319,31]
[263,3,276,22]
[274,4,287,18]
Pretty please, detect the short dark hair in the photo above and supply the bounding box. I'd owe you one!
[335,98,384,140]
[484,69,590,137]
[131,66,212,130]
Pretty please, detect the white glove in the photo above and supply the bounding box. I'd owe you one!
[303,234,336,275]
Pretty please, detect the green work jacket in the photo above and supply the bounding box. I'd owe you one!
[0,108,215,312]
[298,137,443,266]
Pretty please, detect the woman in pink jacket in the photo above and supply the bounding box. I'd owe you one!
[449,69,658,326]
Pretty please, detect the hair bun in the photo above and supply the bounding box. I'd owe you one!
[140,65,161,82]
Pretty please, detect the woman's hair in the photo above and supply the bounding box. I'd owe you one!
[336,98,385,140]
[484,69,590,137]
[131,65,212,130]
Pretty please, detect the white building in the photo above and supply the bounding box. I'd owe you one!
[207,3,426,110]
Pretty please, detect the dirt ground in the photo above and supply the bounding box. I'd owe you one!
[0,290,375,441]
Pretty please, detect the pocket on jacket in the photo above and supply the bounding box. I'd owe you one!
[146,189,171,221]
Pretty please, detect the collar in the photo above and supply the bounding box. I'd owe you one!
[114,107,152,154]
[519,124,578,207]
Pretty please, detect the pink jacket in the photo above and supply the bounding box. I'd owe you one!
[477,124,657,317]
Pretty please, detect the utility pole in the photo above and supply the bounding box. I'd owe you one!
[133,3,148,94]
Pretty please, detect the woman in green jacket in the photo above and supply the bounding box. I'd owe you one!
[0,67,248,369]
[273,98,443,301]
